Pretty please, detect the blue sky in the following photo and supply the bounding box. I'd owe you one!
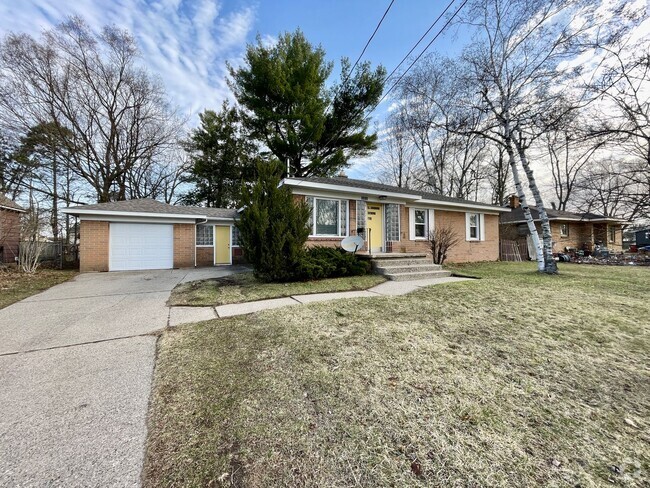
[0,0,465,177]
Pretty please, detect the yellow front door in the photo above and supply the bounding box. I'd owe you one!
[214,225,231,264]
[366,203,383,252]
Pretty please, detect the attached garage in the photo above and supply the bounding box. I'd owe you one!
[62,199,240,272]
[109,223,174,271]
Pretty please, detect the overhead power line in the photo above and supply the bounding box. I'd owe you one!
[319,0,468,157]
[289,0,396,176]
[377,0,470,107]
[347,0,396,78]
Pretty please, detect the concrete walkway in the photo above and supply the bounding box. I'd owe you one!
[169,276,472,325]
[0,266,242,488]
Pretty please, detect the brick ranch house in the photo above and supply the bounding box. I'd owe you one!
[62,177,510,272]
[500,195,625,256]
[0,194,25,264]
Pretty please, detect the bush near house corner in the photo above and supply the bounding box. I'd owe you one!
[298,246,370,280]
[236,162,369,282]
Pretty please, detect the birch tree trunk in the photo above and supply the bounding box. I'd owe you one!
[504,135,544,271]
[514,137,558,273]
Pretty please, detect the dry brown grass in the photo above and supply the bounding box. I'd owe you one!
[168,272,386,306]
[0,267,77,309]
[144,263,650,487]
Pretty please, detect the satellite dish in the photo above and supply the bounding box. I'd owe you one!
[341,235,365,253]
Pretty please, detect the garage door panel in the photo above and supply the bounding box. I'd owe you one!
[109,223,174,271]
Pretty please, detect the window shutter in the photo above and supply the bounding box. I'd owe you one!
[465,213,471,241]
[479,214,486,241]
[428,209,435,237]
[409,207,416,240]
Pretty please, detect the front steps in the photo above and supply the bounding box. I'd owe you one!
[368,253,452,281]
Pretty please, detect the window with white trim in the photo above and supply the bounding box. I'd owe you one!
[608,225,616,243]
[309,198,348,237]
[196,224,213,246]
[466,213,484,241]
[560,223,569,237]
[408,207,434,240]
[414,209,428,239]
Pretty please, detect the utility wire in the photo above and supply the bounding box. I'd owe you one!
[377,0,469,107]
[318,0,468,157]
[382,0,457,86]
[347,0,396,80]
[290,0,396,176]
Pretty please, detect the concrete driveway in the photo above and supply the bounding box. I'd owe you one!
[0,267,238,487]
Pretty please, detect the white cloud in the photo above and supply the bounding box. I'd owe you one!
[0,0,257,126]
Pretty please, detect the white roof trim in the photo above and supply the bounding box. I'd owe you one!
[505,217,624,224]
[282,178,509,213]
[416,199,510,213]
[61,208,205,220]
[0,204,26,213]
[282,178,421,201]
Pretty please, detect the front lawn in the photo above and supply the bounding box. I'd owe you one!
[168,272,387,306]
[145,263,649,487]
[0,268,77,309]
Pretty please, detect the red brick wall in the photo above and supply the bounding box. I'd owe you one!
[297,195,500,262]
[0,209,21,264]
[173,223,194,268]
[502,221,623,253]
[80,220,109,272]
[196,246,214,266]
[439,211,499,263]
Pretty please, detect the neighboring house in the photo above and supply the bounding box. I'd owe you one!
[634,228,650,248]
[0,195,25,264]
[500,195,625,255]
[62,177,510,272]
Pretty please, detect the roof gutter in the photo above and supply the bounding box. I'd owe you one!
[282,178,422,201]
[60,208,206,220]
[0,204,27,213]
[281,178,509,212]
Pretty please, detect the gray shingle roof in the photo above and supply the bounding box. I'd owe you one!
[64,199,238,219]
[500,205,621,224]
[289,177,505,209]
[0,194,25,212]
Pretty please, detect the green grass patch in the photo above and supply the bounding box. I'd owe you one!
[0,268,77,309]
[145,263,650,487]
[168,272,387,306]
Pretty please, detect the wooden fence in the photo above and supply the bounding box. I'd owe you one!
[500,239,530,261]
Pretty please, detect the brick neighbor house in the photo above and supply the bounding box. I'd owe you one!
[0,194,25,264]
[62,177,511,272]
[500,195,625,256]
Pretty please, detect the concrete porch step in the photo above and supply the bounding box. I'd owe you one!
[371,258,433,267]
[385,270,452,281]
[375,264,443,275]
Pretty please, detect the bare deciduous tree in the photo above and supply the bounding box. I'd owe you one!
[18,205,47,273]
[392,54,488,200]
[0,17,185,203]
[428,222,460,265]
[458,0,626,273]
[588,39,650,221]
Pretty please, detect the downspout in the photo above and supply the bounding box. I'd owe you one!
[195,217,208,267]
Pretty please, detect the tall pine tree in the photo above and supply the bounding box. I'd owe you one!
[236,161,310,282]
[230,30,385,177]
[182,102,256,208]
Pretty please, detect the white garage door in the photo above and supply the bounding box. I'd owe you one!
[109,223,174,271]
